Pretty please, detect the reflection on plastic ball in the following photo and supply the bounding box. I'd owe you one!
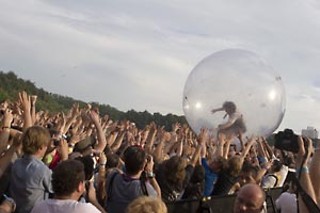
[182,49,286,137]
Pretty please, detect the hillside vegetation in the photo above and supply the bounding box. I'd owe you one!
[0,71,186,130]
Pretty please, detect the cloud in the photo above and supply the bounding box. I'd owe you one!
[1,0,320,132]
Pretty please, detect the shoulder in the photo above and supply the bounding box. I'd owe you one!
[75,202,101,213]
[31,200,50,213]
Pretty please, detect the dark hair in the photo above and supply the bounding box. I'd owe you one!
[123,146,146,175]
[106,153,120,168]
[190,165,205,183]
[222,101,236,114]
[75,156,94,180]
[241,162,258,178]
[52,160,85,196]
[271,160,283,173]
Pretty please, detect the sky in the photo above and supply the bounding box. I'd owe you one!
[0,0,320,134]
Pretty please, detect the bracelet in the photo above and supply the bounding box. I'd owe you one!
[99,164,106,167]
[146,172,155,179]
[3,194,16,211]
[296,166,309,176]
[2,126,10,130]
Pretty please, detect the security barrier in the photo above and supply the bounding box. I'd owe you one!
[166,187,283,213]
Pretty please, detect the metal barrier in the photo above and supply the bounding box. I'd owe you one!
[166,187,283,213]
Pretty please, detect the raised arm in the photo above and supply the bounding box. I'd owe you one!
[89,110,107,153]
[62,104,81,135]
[0,109,14,153]
[211,107,224,114]
[30,95,37,125]
[240,137,255,164]
[308,137,320,204]
[296,136,316,213]
[18,91,32,130]
[144,123,158,154]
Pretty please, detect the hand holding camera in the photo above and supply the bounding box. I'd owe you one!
[144,155,154,173]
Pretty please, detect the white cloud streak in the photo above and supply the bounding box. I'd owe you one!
[1,0,320,132]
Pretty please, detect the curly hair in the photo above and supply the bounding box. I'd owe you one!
[126,196,167,213]
[163,156,187,186]
[52,160,85,196]
[222,101,236,114]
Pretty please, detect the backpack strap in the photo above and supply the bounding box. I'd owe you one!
[268,174,278,187]
[140,175,149,196]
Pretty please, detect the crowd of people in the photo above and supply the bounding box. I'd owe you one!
[0,91,320,213]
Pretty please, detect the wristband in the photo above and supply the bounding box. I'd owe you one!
[2,126,10,130]
[146,172,155,179]
[296,166,309,176]
[3,194,16,211]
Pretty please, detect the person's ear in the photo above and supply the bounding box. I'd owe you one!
[78,181,85,194]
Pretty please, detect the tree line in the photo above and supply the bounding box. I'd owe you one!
[0,71,187,130]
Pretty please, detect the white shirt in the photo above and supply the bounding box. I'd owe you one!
[276,192,297,213]
[31,199,101,213]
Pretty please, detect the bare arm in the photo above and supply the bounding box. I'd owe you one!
[144,124,157,154]
[309,139,320,204]
[297,136,316,212]
[0,145,16,178]
[110,131,125,153]
[211,107,224,114]
[0,109,13,152]
[239,137,255,164]
[30,95,37,125]
[153,129,166,163]
[62,104,80,134]
[18,91,32,130]
[89,110,107,153]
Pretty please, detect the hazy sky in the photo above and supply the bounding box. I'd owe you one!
[1,0,320,133]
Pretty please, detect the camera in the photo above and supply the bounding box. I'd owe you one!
[53,134,68,147]
[274,129,307,153]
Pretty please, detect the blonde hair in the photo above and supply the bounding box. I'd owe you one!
[126,196,167,213]
[22,126,50,155]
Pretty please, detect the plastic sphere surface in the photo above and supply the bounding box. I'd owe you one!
[182,49,286,137]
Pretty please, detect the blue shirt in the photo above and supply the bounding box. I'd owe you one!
[201,158,218,196]
[106,171,157,213]
[10,155,52,213]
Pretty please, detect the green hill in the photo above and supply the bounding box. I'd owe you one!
[0,71,186,130]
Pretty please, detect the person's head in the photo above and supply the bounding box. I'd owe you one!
[223,101,237,114]
[22,126,50,157]
[209,156,226,172]
[163,156,187,185]
[226,156,242,177]
[75,155,95,181]
[228,144,237,158]
[238,163,258,186]
[52,160,85,198]
[126,196,167,213]
[73,136,95,156]
[233,183,265,213]
[123,146,147,175]
[106,153,120,169]
[270,160,282,173]
[190,165,205,184]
